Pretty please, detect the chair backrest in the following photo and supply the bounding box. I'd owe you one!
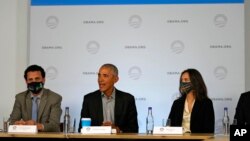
[60,122,63,132]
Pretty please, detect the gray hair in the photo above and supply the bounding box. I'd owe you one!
[101,63,119,76]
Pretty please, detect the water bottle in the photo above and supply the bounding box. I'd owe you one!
[3,117,10,132]
[146,107,154,134]
[63,107,70,133]
[222,107,230,135]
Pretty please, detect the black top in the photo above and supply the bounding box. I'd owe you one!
[168,95,215,133]
[234,92,250,125]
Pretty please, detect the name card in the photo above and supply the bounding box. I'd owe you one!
[81,126,112,134]
[153,126,183,135]
[8,125,38,133]
[111,129,117,134]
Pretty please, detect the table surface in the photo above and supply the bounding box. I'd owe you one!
[0,132,229,140]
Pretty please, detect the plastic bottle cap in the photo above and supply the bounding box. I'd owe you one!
[81,118,91,120]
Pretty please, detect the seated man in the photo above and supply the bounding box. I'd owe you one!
[234,91,250,125]
[9,65,62,132]
[78,63,139,133]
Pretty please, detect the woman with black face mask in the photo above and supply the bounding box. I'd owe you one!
[168,69,215,133]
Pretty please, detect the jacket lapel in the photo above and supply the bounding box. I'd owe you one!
[178,96,186,124]
[25,92,32,120]
[38,89,47,122]
[114,90,122,124]
[96,91,104,123]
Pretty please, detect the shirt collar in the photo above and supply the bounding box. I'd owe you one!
[30,89,43,99]
[101,88,116,99]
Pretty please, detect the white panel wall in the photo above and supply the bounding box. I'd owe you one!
[0,0,17,128]
[246,0,250,91]
[0,0,28,129]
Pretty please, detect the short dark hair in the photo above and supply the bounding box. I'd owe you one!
[24,65,46,80]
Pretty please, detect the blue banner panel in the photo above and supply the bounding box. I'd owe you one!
[31,0,244,6]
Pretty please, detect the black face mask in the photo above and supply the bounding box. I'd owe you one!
[27,82,44,94]
[180,82,193,95]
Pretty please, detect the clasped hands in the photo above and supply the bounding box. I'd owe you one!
[102,121,120,133]
[14,120,44,131]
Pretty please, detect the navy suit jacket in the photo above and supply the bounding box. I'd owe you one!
[78,89,139,133]
[168,95,215,133]
[234,92,250,125]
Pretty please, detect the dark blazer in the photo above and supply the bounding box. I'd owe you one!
[168,95,215,133]
[9,88,62,132]
[78,89,139,133]
[234,92,250,125]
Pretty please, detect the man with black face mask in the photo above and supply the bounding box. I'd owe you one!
[9,65,62,132]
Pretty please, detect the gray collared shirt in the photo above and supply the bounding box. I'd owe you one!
[30,89,43,107]
[102,89,116,123]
